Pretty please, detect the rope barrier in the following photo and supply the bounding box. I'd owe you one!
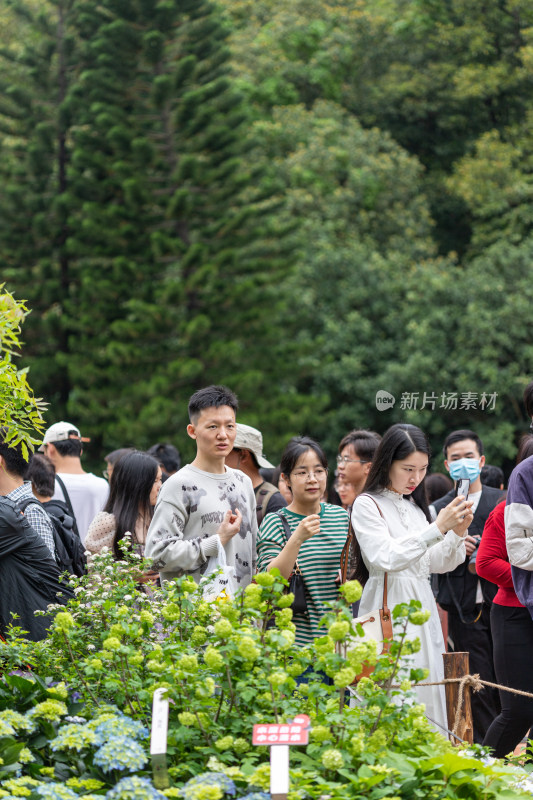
[413,675,533,700]
[392,673,533,740]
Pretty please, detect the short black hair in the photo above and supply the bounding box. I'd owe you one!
[280,436,328,489]
[524,382,533,419]
[105,448,134,466]
[480,464,504,489]
[52,438,83,458]
[147,443,181,474]
[0,428,29,477]
[338,429,381,461]
[188,385,238,423]
[442,429,484,459]
[25,453,56,497]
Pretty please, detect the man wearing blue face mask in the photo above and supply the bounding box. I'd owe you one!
[431,429,504,743]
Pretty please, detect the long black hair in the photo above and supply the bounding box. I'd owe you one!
[103,450,159,559]
[351,424,432,587]
[364,423,432,522]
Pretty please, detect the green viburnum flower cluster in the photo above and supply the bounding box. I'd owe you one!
[53,612,75,633]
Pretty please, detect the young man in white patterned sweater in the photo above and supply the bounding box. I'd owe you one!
[145,385,257,588]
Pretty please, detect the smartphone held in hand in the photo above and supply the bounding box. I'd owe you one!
[455,478,470,500]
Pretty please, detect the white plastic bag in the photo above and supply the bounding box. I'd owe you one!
[200,539,238,602]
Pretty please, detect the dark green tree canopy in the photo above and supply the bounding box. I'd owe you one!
[1,0,531,470]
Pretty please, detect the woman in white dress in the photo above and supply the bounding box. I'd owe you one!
[351,423,473,732]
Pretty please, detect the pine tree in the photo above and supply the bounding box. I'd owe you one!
[0,0,77,410]
[0,0,296,457]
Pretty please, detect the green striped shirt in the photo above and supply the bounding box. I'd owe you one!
[257,503,349,646]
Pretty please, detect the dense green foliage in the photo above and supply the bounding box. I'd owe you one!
[0,285,45,455]
[1,0,532,468]
[0,0,298,460]
[1,552,532,798]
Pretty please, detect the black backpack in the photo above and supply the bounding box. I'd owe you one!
[17,497,87,578]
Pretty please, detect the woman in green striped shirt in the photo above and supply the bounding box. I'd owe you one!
[257,436,349,646]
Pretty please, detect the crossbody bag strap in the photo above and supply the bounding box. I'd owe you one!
[360,493,390,615]
[55,476,80,538]
[276,510,302,574]
[339,518,357,584]
[382,574,389,614]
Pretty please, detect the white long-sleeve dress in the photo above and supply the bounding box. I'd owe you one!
[351,489,466,732]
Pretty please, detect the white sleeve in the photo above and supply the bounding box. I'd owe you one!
[505,462,533,569]
[351,495,444,573]
[505,502,533,569]
[427,531,466,573]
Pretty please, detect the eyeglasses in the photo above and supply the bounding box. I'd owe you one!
[336,455,370,465]
[291,468,328,479]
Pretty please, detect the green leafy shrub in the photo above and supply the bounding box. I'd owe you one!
[0,285,45,455]
[0,548,531,799]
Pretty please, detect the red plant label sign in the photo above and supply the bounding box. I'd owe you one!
[252,714,310,746]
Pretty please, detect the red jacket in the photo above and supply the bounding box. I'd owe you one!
[476,500,523,607]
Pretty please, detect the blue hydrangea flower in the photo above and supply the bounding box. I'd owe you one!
[94,736,148,772]
[180,773,236,798]
[51,722,99,752]
[34,784,79,800]
[0,709,37,733]
[0,719,15,736]
[106,776,166,800]
[94,715,149,744]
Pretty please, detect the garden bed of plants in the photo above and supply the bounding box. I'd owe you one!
[1,547,532,800]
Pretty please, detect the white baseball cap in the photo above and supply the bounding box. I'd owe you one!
[233,423,274,469]
[39,421,89,451]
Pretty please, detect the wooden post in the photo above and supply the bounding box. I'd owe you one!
[443,651,473,745]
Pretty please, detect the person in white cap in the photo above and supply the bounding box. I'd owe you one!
[225,423,287,526]
[40,421,108,545]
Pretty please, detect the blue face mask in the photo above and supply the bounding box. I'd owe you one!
[448,458,481,482]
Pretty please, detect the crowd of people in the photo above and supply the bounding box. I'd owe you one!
[2,381,533,757]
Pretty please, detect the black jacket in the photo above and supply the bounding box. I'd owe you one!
[0,496,73,641]
[433,485,504,619]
